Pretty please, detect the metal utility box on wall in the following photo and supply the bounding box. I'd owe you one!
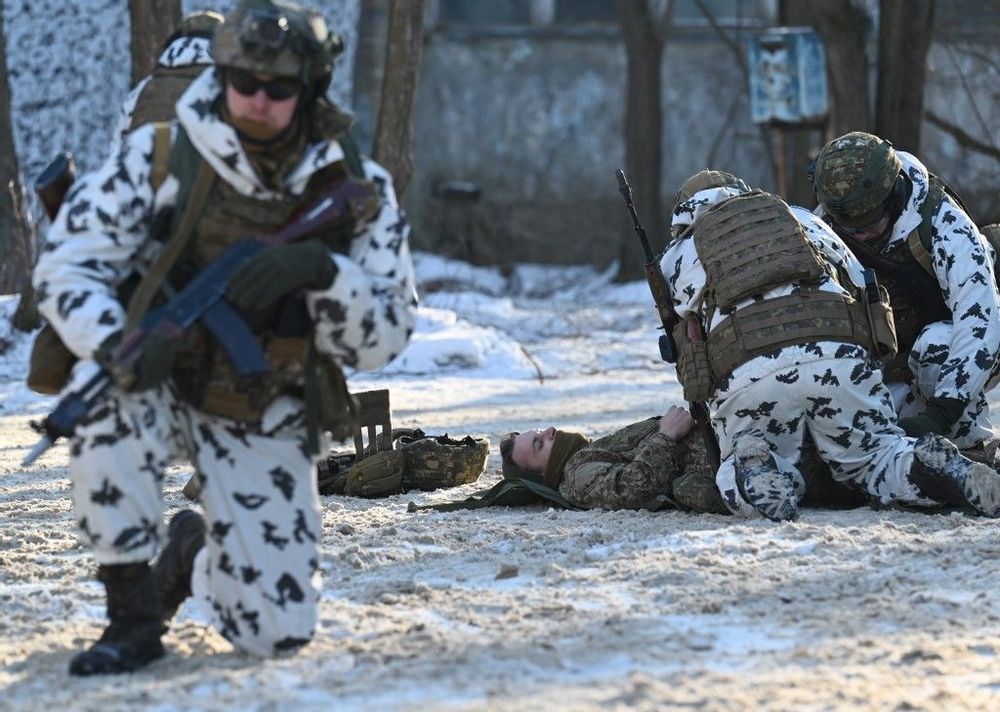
[747,27,828,125]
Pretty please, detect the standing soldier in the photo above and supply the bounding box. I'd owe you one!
[658,170,1000,522]
[811,132,1000,451]
[111,10,225,152]
[33,0,417,675]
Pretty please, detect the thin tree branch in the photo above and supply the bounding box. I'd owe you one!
[942,37,998,153]
[691,0,777,183]
[924,110,1000,162]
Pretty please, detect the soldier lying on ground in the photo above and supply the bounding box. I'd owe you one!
[498,406,866,513]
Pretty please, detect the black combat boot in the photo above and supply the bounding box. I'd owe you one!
[910,434,1000,517]
[733,433,801,522]
[69,562,167,676]
[152,509,206,621]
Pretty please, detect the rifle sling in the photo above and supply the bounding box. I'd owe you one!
[125,131,217,333]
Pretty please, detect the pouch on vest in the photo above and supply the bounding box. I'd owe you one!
[26,324,76,395]
[864,280,898,363]
[672,317,715,402]
[693,191,825,311]
[344,450,405,498]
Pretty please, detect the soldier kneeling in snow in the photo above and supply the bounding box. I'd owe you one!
[34,0,416,675]
[658,170,1000,522]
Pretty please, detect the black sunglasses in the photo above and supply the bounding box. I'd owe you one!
[227,68,301,101]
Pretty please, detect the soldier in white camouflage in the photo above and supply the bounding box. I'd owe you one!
[34,0,416,675]
[110,11,224,154]
[812,132,1000,452]
[658,169,1000,523]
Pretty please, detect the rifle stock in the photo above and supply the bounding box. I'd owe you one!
[34,153,76,221]
[615,169,721,472]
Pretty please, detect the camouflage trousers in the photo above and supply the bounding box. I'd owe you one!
[711,356,932,517]
[891,321,998,448]
[68,368,322,657]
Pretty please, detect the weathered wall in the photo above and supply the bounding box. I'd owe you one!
[353,17,997,267]
[398,30,773,267]
[2,0,360,186]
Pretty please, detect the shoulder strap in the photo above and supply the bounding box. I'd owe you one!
[126,125,217,331]
[338,132,366,178]
[150,122,172,193]
[907,176,948,278]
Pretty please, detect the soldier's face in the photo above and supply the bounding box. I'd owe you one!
[511,427,557,473]
[225,71,301,137]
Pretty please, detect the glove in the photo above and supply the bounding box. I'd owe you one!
[95,330,181,392]
[226,241,337,323]
[899,396,967,438]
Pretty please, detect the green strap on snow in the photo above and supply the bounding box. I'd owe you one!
[407,478,582,513]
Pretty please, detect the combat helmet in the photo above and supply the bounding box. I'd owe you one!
[671,169,749,217]
[167,10,225,43]
[395,430,490,491]
[812,131,902,226]
[213,0,344,92]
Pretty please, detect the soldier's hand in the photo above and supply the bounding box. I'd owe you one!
[899,396,967,438]
[226,240,337,322]
[659,405,694,440]
[94,330,180,392]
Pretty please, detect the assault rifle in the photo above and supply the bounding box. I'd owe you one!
[615,169,721,472]
[22,179,376,466]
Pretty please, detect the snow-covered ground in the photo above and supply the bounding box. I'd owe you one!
[1,255,999,711]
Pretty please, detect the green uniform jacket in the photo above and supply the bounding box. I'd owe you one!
[559,418,727,513]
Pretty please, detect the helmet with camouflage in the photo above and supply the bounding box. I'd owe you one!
[395,430,490,491]
[213,0,344,93]
[812,131,902,226]
[671,169,749,217]
[178,10,225,39]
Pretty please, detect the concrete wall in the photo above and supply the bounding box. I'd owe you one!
[353,11,998,267]
[398,29,773,268]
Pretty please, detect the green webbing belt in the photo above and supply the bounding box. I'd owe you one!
[407,478,582,513]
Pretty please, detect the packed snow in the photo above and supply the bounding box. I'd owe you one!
[1,254,998,711]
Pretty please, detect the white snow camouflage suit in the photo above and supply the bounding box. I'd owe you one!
[815,151,1000,448]
[662,186,942,518]
[33,68,418,656]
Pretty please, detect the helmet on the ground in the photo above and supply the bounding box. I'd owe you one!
[396,430,490,491]
[671,169,749,216]
[812,131,902,226]
[213,0,343,88]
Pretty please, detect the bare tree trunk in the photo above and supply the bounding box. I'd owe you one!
[129,0,182,85]
[806,0,872,139]
[615,0,666,281]
[372,0,426,199]
[0,8,34,300]
[876,0,935,152]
